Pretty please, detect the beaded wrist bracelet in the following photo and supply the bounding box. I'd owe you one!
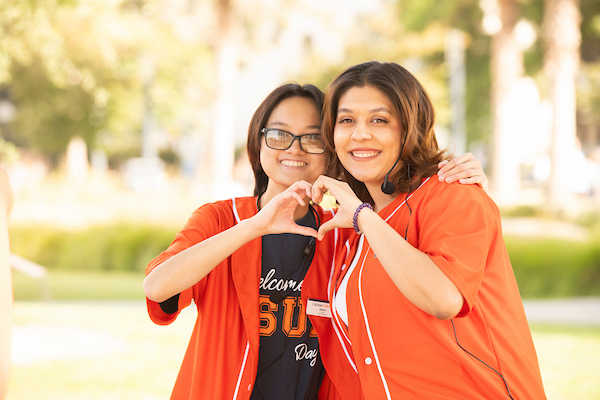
[353,202,373,234]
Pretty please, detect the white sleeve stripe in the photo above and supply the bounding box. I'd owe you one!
[232,197,241,223]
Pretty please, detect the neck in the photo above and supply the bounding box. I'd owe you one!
[365,182,397,213]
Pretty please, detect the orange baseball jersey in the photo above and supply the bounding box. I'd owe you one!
[326,177,546,400]
[145,197,358,400]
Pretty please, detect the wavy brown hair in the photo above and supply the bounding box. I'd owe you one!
[246,83,326,197]
[322,61,450,203]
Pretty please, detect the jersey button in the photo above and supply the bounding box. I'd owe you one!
[365,357,372,365]
[248,384,252,391]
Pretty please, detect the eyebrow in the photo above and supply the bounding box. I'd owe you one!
[337,107,392,114]
[269,121,321,130]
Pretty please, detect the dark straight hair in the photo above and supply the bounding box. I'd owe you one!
[321,61,449,203]
[247,83,326,197]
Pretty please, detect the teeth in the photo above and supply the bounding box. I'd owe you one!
[280,160,307,167]
[352,151,379,158]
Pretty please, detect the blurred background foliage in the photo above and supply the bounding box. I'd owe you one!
[1,0,600,300]
[0,0,216,167]
[8,222,600,300]
[1,0,598,169]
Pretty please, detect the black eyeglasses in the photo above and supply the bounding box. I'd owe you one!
[261,128,326,154]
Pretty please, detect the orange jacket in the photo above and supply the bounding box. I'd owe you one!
[326,178,546,400]
[146,197,359,400]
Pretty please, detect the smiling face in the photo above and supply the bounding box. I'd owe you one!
[334,85,403,194]
[260,96,328,199]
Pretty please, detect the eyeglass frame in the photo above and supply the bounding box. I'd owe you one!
[260,128,327,154]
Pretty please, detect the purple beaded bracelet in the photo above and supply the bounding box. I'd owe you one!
[353,202,373,234]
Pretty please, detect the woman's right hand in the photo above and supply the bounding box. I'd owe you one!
[145,180,317,302]
[251,180,318,238]
[311,175,363,240]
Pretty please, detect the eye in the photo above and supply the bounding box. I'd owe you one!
[372,117,387,124]
[337,117,354,124]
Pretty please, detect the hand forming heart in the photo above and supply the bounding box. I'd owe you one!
[311,176,364,241]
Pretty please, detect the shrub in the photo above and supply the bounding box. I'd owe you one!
[506,236,600,298]
[9,223,177,272]
[9,223,600,299]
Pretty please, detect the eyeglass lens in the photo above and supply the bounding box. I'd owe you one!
[264,129,325,154]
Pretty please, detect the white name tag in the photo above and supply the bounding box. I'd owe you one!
[306,299,332,318]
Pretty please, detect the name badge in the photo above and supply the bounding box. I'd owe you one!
[307,299,332,318]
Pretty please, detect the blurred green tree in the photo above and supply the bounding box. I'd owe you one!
[0,0,215,168]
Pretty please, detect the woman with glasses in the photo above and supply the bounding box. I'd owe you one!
[303,61,546,399]
[143,82,487,400]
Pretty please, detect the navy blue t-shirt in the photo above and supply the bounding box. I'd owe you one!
[250,210,324,400]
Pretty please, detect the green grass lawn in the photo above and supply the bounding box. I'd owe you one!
[9,271,600,398]
[5,300,600,399]
[531,324,600,398]
[12,269,145,301]
[7,301,195,400]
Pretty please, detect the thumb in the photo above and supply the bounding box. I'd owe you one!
[290,226,318,239]
[317,220,336,241]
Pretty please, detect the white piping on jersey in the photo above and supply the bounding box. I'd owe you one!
[330,236,364,374]
[233,341,250,399]
[354,177,430,399]
[232,197,242,223]
[327,218,358,373]
[333,236,364,332]
[330,315,358,373]
[358,244,392,399]
[384,177,430,223]
[231,198,248,399]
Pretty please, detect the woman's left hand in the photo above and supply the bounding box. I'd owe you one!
[437,153,488,190]
[311,175,363,241]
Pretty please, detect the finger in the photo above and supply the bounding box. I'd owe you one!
[289,191,306,207]
[311,177,331,204]
[296,180,314,200]
[437,160,448,171]
[288,180,312,201]
[453,153,473,164]
[291,226,318,238]
[458,176,485,186]
[438,159,458,178]
[439,153,474,174]
[444,168,477,183]
[317,220,335,241]
[439,161,476,181]
[315,178,345,202]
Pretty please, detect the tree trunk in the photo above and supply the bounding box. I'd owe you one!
[211,0,238,198]
[544,0,581,212]
[490,0,523,204]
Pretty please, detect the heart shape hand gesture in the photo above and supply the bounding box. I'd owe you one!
[253,180,319,238]
[311,176,363,241]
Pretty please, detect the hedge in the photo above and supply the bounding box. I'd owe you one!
[8,223,600,298]
[9,224,177,273]
[506,236,600,298]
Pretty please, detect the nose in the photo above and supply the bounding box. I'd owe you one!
[286,136,306,153]
[350,120,371,141]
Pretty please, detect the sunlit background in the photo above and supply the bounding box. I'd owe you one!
[1,0,600,399]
